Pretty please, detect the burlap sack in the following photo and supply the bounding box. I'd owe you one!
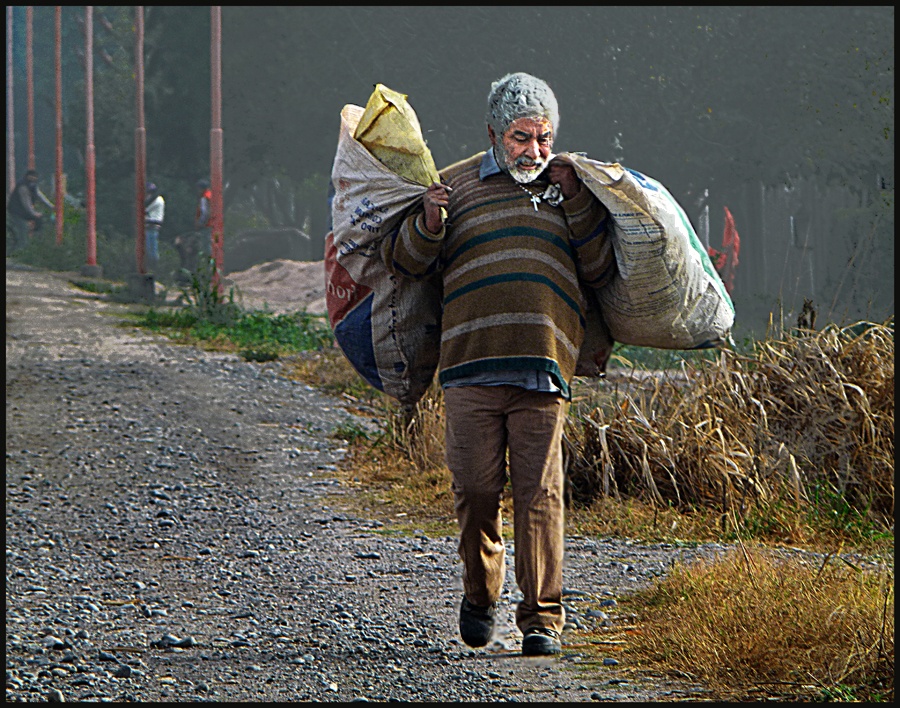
[558,153,735,349]
[326,101,442,406]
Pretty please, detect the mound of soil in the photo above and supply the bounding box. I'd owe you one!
[223,259,326,315]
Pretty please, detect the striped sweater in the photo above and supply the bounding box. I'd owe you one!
[382,151,614,398]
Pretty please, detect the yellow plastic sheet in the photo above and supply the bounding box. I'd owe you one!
[353,84,441,188]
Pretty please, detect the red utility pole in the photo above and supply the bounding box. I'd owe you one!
[81,5,101,277]
[6,7,14,193]
[134,6,146,274]
[210,5,224,292]
[26,6,34,171]
[55,6,64,245]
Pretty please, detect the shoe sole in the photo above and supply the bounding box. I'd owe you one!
[522,647,561,656]
[522,638,561,656]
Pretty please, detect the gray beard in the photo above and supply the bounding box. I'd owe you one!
[493,145,549,184]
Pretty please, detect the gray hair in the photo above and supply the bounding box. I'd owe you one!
[485,72,559,138]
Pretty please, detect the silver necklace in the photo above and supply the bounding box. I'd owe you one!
[516,181,564,211]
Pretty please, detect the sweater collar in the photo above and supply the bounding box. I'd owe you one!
[479,148,502,181]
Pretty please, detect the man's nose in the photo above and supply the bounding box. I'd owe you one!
[523,140,540,159]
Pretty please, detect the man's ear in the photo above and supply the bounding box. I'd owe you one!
[487,124,496,146]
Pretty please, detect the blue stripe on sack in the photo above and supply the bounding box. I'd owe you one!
[625,168,659,192]
[333,293,384,392]
[447,226,574,266]
[444,272,586,327]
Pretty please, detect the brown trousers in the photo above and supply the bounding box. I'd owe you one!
[443,385,567,635]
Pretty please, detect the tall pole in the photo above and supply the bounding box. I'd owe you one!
[81,5,100,276]
[7,7,14,193]
[55,6,64,245]
[26,6,34,171]
[134,6,146,274]
[210,6,224,292]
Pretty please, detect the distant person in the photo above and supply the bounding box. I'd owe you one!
[194,178,213,262]
[7,169,52,253]
[173,178,212,284]
[144,182,165,273]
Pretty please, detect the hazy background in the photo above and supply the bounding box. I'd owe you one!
[8,6,894,340]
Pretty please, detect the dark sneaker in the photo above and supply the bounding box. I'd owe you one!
[522,627,561,656]
[459,596,497,648]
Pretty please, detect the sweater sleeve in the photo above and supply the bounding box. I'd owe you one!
[380,210,445,280]
[561,186,616,290]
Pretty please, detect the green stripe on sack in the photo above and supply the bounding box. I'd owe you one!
[649,175,735,315]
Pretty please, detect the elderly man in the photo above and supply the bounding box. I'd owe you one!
[382,72,615,656]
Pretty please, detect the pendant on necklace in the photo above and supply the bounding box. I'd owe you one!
[518,183,542,211]
[519,181,563,210]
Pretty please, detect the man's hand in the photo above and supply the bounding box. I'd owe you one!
[547,160,582,200]
[423,182,451,235]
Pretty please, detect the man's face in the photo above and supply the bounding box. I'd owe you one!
[491,116,554,184]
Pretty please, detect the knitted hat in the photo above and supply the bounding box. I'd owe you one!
[485,73,559,138]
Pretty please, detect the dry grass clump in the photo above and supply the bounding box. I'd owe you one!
[390,381,447,472]
[626,546,894,701]
[566,319,894,539]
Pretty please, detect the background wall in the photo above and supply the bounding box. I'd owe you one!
[8,6,893,339]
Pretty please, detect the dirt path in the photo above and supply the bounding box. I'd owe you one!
[6,261,718,702]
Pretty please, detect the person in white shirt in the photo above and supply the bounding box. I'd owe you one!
[144,182,165,273]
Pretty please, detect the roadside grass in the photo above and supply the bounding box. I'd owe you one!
[618,545,894,702]
[124,258,334,361]
[95,266,893,702]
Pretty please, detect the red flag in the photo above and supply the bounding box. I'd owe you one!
[707,245,726,272]
[721,206,740,294]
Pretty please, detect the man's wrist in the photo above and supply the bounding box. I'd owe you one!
[417,213,444,241]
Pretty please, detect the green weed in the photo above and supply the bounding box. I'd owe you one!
[331,421,374,445]
[132,257,333,360]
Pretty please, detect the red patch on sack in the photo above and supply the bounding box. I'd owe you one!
[324,232,372,325]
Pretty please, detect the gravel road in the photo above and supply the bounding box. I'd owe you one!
[6,262,722,702]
